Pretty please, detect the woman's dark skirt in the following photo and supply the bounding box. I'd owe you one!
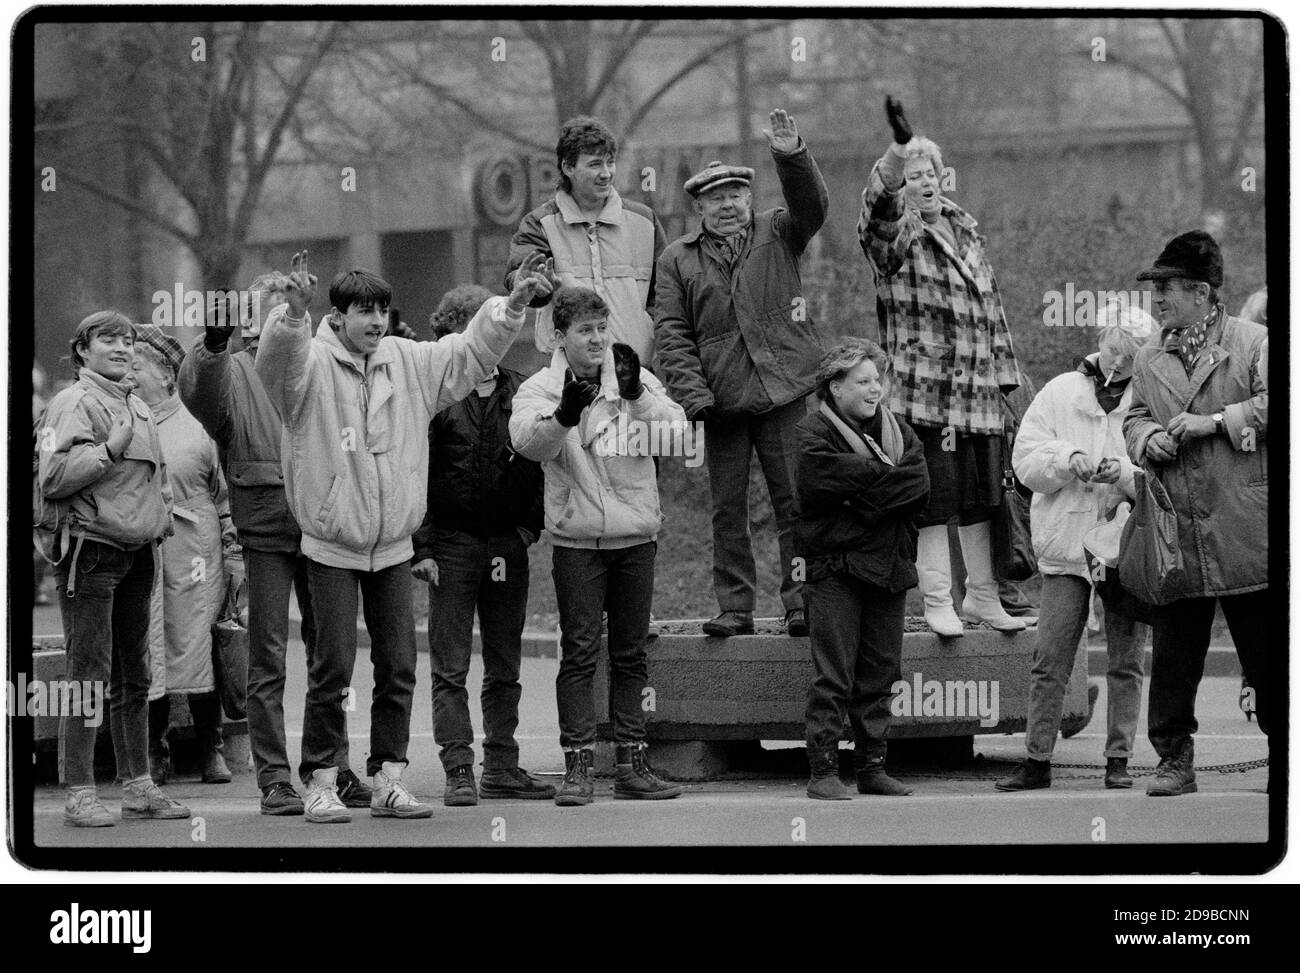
[913,425,1004,527]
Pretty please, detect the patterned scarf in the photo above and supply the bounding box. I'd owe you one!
[704,223,751,272]
[1163,303,1222,376]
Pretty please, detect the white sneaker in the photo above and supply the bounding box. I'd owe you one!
[371,761,433,819]
[304,767,352,824]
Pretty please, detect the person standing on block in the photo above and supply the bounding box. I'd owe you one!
[857,96,1025,637]
[257,251,542,823]
[655,109,829,638]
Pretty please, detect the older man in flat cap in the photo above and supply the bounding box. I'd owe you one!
[655,109,828,637]
[1123,229,1271,796]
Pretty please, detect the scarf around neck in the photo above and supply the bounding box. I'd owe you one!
[1163,302,1222,376]
[819,400,903,465]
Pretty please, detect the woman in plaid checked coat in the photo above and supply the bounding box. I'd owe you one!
[857,97,1025,638]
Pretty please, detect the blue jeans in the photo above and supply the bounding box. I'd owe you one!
[1026,574,1147,760]
[301,558,417,783]
[55,539,154,787]
[804,572,906,759]
[427,529,529,772]
[245,549,351,788]
[552,542,656,749]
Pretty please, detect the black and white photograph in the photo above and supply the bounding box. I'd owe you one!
[6,3,1288,891]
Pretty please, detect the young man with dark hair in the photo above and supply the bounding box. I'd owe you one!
[179,271,370,816]
[510,286,686,806]
[258,252,545,823]
[413,284,550,807]
[39,311,189,827]
[506,115,666,365]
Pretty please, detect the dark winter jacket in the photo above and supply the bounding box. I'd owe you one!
[794,406,930,592]
[178,338,300,553]
[412,367,543,559]
[654,141,829,419]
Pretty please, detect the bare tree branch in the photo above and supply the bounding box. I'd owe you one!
[55,168,198,247]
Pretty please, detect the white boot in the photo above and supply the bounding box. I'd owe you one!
[957,521,1027,631]
[916,525,964,637]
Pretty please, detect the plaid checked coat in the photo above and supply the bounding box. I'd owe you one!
[858,159,1022,435]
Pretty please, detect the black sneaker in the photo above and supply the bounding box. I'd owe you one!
[555,749,595,806]
[480,767,556,800]
[260,781,305,816]
[614,744,683,800]
[444,765,479,807]
[336,769,374,808]
[784,608,809,637]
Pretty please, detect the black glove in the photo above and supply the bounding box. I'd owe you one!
[885,95,913,145]
[204,294,237,351]
[612,343,644,400]
[555,370,599,427]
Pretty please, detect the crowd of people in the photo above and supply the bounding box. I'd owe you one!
[34,99,1271,827]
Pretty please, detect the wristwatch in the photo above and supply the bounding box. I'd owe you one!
[1213,412,1225,434]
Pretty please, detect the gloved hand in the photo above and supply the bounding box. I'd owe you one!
[885,95,913,144]
[555,370,599,427]
[612,343,644,400]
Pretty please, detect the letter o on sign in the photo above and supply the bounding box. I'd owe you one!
[475,155,529,227]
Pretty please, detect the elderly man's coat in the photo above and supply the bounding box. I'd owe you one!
[1122,312,1268,599]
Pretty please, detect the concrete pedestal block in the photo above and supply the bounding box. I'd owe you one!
[592,620,1089,778]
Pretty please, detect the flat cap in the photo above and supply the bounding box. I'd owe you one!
[1137,230,1224,287]
[684,160,754,197]
[132,323,187,378]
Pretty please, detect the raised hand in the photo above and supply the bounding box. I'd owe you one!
[204,291,239,349]
[555,368,599,427]
[885,95,913,145]
[1068,451,1093,483]
[763,109,800,153]
[509,251,549,311]
[285,250,317,319]
[612,342,644,400]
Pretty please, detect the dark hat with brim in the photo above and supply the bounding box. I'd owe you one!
[1137,230,1224,287]
[684,160,755,197]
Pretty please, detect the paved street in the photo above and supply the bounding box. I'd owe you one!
[28,632,1269,849]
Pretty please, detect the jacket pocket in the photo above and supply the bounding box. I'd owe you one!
[316,475,344,539]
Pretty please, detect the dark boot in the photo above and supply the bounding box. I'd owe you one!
[1147,738,1196,796]
[856,754,913,796]
[806,749,850,800]
[995,758,1051,791]
[702,611,754,637]
[1104,757,1134,789]
[189,692,232,784]
[784,608,809,637]
[555,748,595,806]
[148,696,171,785]
[614,744,683,800]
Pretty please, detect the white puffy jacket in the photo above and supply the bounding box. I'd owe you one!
[1012,354,1138,579]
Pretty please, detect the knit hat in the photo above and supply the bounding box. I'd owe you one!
[684,160,754,197]
[132,324,186,378]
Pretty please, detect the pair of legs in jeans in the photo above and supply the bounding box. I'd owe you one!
[56,540,154,787]
[704,400,804,615]
[427,529,529,773]
[1025,573,1147,760]
[244,549,351,789]
[300,558,416,784]
[804,572,906,764]
[552,542,655,749]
